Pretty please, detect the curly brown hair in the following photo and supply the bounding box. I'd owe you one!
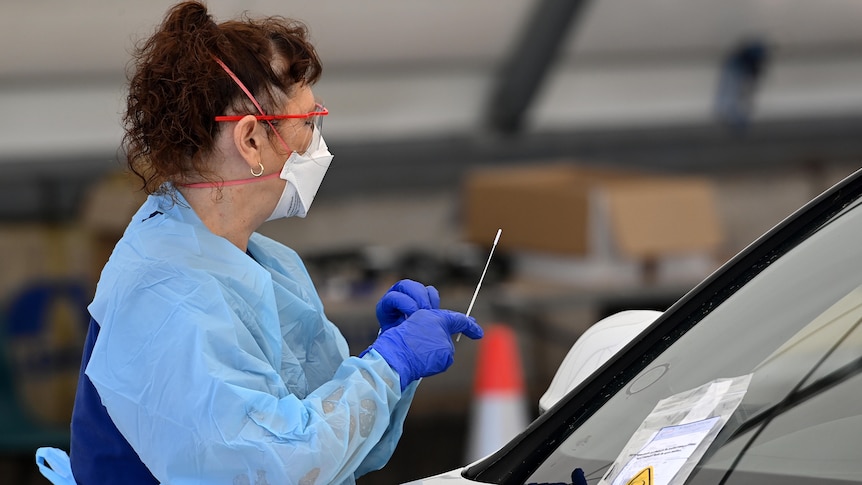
[123,1,322,194]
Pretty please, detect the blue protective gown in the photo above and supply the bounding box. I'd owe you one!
[65,190,417,484]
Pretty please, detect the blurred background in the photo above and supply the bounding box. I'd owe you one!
[1,0,861,483]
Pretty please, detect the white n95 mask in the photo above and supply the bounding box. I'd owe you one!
[267,126,333,221]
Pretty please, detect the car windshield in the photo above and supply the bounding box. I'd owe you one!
[525,191,862,484]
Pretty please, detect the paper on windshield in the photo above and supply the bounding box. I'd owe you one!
[600,374,751,485]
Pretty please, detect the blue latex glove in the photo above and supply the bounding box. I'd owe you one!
[572,468,587,485]
[375,279,440,332]
[365,308,483,390]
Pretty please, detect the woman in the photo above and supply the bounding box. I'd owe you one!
[35,2,482,484]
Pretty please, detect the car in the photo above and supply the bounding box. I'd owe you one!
[408,167,862,484]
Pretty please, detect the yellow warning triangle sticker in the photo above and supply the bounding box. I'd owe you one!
[625,466,654,485]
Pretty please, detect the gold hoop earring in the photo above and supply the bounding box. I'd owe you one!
[250,162,264,177]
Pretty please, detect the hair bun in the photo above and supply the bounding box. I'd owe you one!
[162,1,215,36]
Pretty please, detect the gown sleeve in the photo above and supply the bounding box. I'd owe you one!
[85,274,409,485]
[354,379,418,479]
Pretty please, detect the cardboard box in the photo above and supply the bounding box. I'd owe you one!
[463,164,724,261]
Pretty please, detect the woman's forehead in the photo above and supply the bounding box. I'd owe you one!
[284,85,315,111]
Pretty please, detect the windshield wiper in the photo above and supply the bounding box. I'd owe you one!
[712,315,862,484]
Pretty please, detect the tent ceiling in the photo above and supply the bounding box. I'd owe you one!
[2,1,861,156]
[1,0,861,219]
[3,1,861,76]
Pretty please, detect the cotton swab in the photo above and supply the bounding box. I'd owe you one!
[457,228,502,342]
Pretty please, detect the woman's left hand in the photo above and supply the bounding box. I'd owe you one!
[375,279,440,332]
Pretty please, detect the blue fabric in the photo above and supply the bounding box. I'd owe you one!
[367,309,484,391]
[70,318,157,484]
[375,279,440,332]
[65,190,416,485]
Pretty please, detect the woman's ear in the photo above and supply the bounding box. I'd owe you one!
[233,115,263,170]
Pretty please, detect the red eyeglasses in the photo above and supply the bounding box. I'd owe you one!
[212,56,328,154]
[214,103,328,132]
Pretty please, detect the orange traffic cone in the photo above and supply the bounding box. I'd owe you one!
[465,324,530,463]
